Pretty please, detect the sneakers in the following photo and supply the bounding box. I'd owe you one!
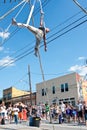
[12,18,17,25]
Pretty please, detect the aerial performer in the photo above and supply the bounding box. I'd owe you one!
[12,1,50,57]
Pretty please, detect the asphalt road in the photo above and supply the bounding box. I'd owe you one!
[0,121,87,130]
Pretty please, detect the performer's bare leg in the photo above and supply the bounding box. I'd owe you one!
[12,18,44,57]
[12,18,50,57]
[12,18,43,36]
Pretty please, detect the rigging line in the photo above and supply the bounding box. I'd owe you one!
[6,1,27,32]
[1,0,50,46]
[2,13,87,57]
[47,19,87,45]
[3,5,86,45]
[29,0,34,26]
[26,0,36,25]
[0,0,27,21]
[0,19,86,71]
[3,0,48,44]
[33,0,49,15]
[0,5,12,23]
[1,15,87,67]
[50,9,86,32]
[73,0,87,15]
[12,73,28,86]
[31,71,72,76]
[0,1,85,53]
[47,15,87,41]
[38,50,45,81]
[38,0,43,13]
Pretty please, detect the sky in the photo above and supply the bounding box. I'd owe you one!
[0,0,87,98]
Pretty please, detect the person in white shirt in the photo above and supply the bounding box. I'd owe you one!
[1,101,6,118]
[13,105,19,124]
[60,101,66,122]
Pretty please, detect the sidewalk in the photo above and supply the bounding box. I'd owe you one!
[0,119,87,130]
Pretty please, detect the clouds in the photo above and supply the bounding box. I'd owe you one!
[68,57,87,76]
[0,56,15,67]
[78,57,86,60]
[0,46,4,51]
[0,31,10,39]
[0,47,15,67]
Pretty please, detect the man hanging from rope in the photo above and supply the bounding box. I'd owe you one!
[12,10,50,57]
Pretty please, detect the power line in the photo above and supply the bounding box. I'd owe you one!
[2,13,87,60]
[0,17,87,70]
[0,1,87,70]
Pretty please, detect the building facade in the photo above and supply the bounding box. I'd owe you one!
[3,86,36,106]
[36,72,87,106]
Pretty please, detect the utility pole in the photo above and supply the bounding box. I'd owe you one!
[28,65,32,105]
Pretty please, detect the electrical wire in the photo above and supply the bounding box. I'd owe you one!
[0,17,87,70]
[0,0,87,70]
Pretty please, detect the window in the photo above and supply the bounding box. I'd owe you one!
[65,83,68,91]
[61,83,69,92]
[8,93,12,99]
[45,88,48,95]
[42,89,44,96]
[61,84,64,92]
[52,86,55,94]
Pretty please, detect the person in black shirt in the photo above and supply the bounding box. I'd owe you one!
[17,103,23,123]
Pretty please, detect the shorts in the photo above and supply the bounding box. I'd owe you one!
[18,112,23,119]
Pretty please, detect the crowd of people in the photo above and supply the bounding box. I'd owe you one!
[0,100,87,126]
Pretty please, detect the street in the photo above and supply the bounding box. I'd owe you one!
[0,121,87,130]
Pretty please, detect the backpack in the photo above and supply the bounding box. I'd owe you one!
[1,118,5,125]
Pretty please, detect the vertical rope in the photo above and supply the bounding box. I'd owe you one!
[37,50,50,105]
[26,0,36,25]
[6,1,27,32]
[29,0,35,26]
[38,50,45,82]
[0,0,26,21]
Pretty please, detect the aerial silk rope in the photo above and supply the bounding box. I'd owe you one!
[0,0,27,21]
[29,0,35,26]
[38,50,49,105]
[38,0,43,13]
[39,0,44,27]
[38,0,48,51]
[73,0,87,15]
[6,1,27,32]
[26,0,36,25]
[38,50,45,82]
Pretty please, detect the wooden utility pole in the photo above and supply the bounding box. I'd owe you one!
[28,65,32,105]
